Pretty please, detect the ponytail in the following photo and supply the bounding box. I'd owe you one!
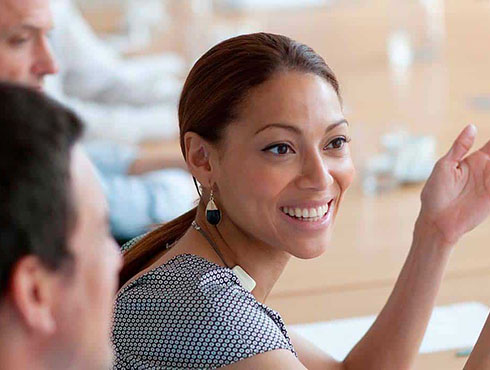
[119,206,197,287]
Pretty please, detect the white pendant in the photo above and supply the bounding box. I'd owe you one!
[232,265,256,292]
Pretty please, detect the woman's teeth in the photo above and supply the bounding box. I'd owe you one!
[281,204,329,222]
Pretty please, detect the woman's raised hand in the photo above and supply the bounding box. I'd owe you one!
[417,124,490,247]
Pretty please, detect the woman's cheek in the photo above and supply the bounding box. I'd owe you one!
[332,156,355,192]
[223,153,295,202]
[249,165,292,198]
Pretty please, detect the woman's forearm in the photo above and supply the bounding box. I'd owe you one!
[463,314,490,370]
[342,221,452,370]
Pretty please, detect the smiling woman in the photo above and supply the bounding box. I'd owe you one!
[119,32,345,284]
[112,33,490,370]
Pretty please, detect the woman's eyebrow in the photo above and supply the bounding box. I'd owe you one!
[254,119,349,136]
[326,119,349,133]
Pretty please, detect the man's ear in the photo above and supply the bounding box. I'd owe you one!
[9,255,58,335]
[184,132,215,187]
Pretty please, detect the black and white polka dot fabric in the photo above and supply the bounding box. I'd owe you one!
[111,254,296,369]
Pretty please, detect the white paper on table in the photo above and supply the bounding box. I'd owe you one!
[290,302,489,361]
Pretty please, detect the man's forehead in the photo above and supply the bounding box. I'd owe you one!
[0,0,53,30]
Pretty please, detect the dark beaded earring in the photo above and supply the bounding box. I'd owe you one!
[205,190,221,225]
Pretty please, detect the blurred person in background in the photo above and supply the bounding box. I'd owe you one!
[0,0,58,86]
[0,0,196,242]
[46,0,196,242]
[46,0,184,143]
[113,33,490,369]
[0,83,122,369]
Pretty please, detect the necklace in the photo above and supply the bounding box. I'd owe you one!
[191,221,256,292]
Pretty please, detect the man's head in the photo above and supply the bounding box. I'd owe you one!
[0,0,58,89]
[0,83,122,369]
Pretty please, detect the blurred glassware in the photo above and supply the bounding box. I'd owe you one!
[363,153,399,195]
[362,129,436,195]
[388,0,445,66]
[387,0,445,88]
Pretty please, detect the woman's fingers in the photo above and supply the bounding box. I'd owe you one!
[444,124,477,163]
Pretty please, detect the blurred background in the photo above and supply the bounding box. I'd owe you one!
[49,0,490,367]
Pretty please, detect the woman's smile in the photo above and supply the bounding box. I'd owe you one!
[278,199,335,231]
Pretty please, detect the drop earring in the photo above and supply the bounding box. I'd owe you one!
[206,189,221,225]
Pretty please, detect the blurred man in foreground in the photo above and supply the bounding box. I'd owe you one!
[0,2,122,368]
[0,83,122,369]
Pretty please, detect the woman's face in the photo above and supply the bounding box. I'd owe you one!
[213,71,355,259]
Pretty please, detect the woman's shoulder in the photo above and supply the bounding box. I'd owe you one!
[120,233,148,253]
[112,254,296,369]
[115,253,239,303]
[113,254,283,329]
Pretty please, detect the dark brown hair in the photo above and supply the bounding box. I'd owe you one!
[120,32,340,286]
[0,83,83,295]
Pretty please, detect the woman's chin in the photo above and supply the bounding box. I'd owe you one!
[288,239,330,259]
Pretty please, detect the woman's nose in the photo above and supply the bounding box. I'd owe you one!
[295,152,334,191]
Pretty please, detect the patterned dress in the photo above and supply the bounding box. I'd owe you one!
[111,254,296,369]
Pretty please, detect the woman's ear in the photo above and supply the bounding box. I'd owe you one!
[184,132,215,187]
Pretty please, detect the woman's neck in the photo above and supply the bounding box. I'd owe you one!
[175,204,291,303]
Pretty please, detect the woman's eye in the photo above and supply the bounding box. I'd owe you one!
[325,137,349,150]
[264,143,294,155]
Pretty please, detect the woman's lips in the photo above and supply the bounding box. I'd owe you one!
[280,201,330,220]
[279,200,334,230]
